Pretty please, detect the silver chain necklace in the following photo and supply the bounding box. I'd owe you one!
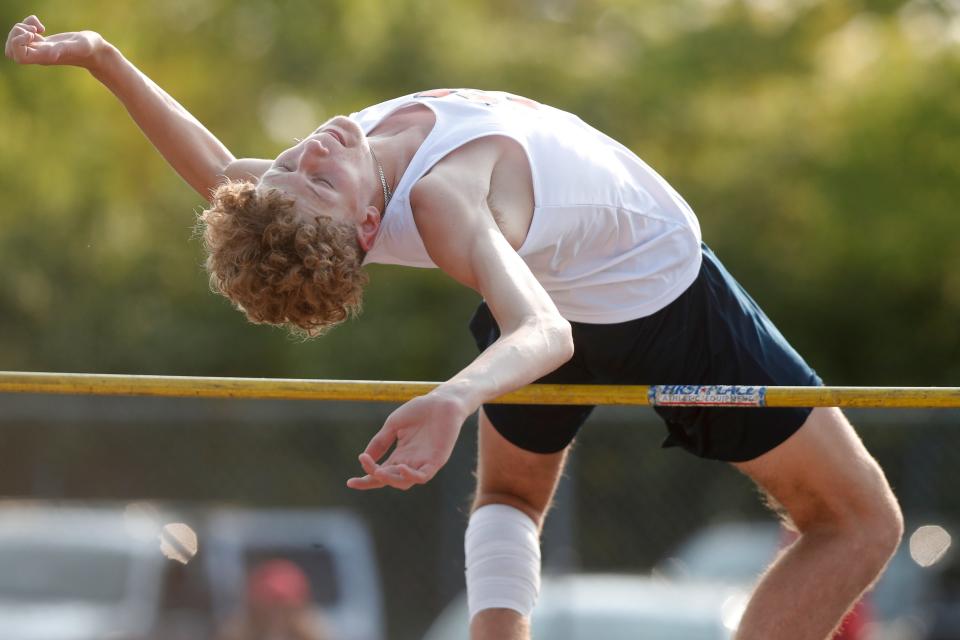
[370,148,392,216]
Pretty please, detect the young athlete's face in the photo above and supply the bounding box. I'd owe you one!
[257,116,381,248]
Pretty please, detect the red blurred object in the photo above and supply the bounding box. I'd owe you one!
[834,598,872,640]
[246,559,311,608]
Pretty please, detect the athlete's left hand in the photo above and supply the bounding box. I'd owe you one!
[347,391,470,491]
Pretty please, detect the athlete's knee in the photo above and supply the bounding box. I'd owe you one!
[465,503,542,620]
[830,469,900,547]
[855,490,903,565]
[788,470,903,570]
[838,499,902,583]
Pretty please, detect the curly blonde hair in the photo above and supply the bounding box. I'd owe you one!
[200,180,368,337]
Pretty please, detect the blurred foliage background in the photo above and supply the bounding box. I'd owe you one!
[2,1,960,639]
[1,0,958,384]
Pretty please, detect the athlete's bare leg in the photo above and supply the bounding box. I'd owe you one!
[469,409,569,640]
[733,407,903,639]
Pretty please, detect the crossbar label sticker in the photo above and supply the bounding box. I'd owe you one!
[648,385,767,407]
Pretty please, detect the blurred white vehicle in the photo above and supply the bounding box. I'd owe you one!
[0,503,169,640]
[0,503,386,640]
[421,573,748,640]
[658,521,783,585]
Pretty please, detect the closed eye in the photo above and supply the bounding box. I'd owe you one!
[275,164,328,188]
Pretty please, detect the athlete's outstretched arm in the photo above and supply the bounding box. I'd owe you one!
[347,172,574,491]
[4,15,269,200]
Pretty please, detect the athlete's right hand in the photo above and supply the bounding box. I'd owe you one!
[5,16,106,69]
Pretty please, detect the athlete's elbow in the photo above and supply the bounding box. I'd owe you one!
[547,317,574,365]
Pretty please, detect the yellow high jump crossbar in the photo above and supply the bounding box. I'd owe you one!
[0,371,958,408]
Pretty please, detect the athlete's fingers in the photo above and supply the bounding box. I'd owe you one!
[346,454,387,490]
[373,466,415,491]
[398,463,432,484]
[9,25,31,40]
[346,474,387,490]
[7,25,34,56]
[12,29,35,44]
[348,462,429,491]
[358,453,380,476]
[362,424,396,462]
[376,447,436,482]
[6,28,33,61]
[8,27,35,46]
[385,462,431,484]
[23,16,45,33]
[374,464,430,490]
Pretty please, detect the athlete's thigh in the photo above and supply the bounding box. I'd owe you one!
[733,407,899,530]
[474,408,570,527]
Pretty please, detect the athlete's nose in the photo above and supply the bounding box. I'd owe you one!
[298,138,330,171]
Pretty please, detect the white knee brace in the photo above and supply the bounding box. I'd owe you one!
[464,504,542,620]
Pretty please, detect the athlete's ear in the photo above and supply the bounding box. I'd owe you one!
[356,205,381,252]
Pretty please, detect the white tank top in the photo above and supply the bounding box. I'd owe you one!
[351,89,702,324]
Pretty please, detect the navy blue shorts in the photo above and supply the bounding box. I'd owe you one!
[469,244,823,462]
